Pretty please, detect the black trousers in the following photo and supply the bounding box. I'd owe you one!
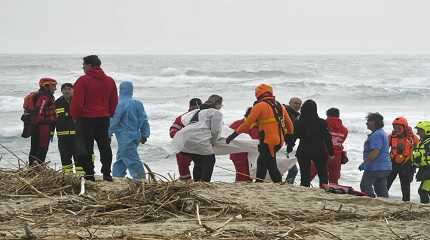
[256,143,282,183]
[418,182,430,204]
[298,155,328,187]
[58,136,78,166]
[387,161,415,202]
[285,164,299,184]
[188,154,215,182]
[76,117,112,177]
[29,125,50,166]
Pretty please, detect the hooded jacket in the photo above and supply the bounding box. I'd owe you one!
[109,81,150,144]
[326,117,348,154]
[294,100,334,159]
[71,67,118,119]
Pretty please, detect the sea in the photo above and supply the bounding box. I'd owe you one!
[1,54,429,201]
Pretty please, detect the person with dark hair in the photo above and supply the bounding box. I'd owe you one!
[22,78,57,165]
[226,84,294,183]
[172,95,224,182]
[387,117,419,202]
[169,98,203,181]
[284,97,302,184]
[71,55,118,181]
[55,83,84,176]
[359,112,392,198]
[229,107,259,182]
[293,100,334,187]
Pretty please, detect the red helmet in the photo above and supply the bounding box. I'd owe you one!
[255,83,273,98]
[39,78,57,87]
[392,117,408,128]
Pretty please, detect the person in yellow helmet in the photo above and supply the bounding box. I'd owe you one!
[226,83,294,183]
[412,121,430,204]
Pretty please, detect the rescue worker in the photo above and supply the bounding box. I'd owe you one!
[226,84,294,183]
[293,100,334,187]
[54,83,85,176]
[309,108,348,184]
[25,78,57,166]
[170,98,202,181]
[387,117,419,202]
[284,97,302,184]
[229,107,259,182]
[71,55,118,181]
[359,113,392,198]
[412,121,430,204]
[109,81,150,180]
[172,95,224,182]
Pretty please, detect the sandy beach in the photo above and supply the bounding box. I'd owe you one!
[0,167,429,240]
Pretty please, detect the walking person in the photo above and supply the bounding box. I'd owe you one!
[109,81,150,180]
[359,113,392,198]
[293,100,334,187]
[226,84,294,183]
[55,83,85,176]
[169,98,202,181]
[71,55,118,181]
[387,117,419,202]
[172,95,224,182]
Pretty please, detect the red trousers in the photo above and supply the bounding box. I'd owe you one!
[311,151,342,184]
[176,153,192,180]
[230,153,252,182]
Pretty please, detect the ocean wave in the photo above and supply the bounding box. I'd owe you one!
[0,96,23,112]
[184,70,312,79]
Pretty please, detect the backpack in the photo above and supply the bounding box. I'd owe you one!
[21,92,40,138]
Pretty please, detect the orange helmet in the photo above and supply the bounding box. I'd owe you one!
[255,83,273,98]
[39,78,57,87]
[392,117,408,128]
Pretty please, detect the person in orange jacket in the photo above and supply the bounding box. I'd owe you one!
[387,117,419,202]
[226,84,294,183]
[229,107,260,182]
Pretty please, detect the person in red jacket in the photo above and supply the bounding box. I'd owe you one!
[26,78,57,166]
[71,55,118,181]
[229,108,259,182]
[169,98,202,181]
[310,108,348,184]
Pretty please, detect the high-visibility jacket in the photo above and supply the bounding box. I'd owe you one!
[55,96,76,137]
[413,137,430,168]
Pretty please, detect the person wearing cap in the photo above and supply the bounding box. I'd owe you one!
[226,84,294,183]
[71,55,118,181]
[169,98,202,181]
[27,78,57,165]
[55,83,85,176]
[412,121,430,204]
[172,95,224,182]
[109,81,150,180]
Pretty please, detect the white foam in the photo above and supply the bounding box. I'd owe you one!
[0,96,23,113]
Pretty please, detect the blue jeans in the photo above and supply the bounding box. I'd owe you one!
[112,141,145,180]
[360,170,391,198]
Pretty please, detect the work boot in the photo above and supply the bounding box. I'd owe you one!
[85,175,95,181]
[103,174,113,182]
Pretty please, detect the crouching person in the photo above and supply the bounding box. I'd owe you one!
[109,81,150,180]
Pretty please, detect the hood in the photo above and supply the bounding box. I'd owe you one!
[119,81,133,98]
[87,67,107,79]
[300,99,318,120]
[255,83,273,99]
[326,117,344,131]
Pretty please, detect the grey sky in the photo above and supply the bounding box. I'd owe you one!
[1,0,429,54]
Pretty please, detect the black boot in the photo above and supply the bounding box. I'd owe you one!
[103,174,113,182]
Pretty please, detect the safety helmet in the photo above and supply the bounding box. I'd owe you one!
[392,117,408,127]
[39,78,57,87]
[255,83,273,98]
[415,121,430,135]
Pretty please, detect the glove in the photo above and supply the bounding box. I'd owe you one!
[358,163,366,171]
[226,132,239,144]
[286,144,293,154]
[140,137,147,144]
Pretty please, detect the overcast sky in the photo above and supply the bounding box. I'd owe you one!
[1,0,429,54]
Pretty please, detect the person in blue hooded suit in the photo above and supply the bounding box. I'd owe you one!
[109,81,150,180]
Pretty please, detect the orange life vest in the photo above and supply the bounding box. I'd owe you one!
[389,134,415,164]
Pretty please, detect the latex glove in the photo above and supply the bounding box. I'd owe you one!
[140,137,147,144]
[226,132,239,144]
[358,162,366,171]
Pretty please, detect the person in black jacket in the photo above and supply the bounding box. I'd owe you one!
[55,83,85,176]
[293,99,334,187]
[284,97,302,184]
